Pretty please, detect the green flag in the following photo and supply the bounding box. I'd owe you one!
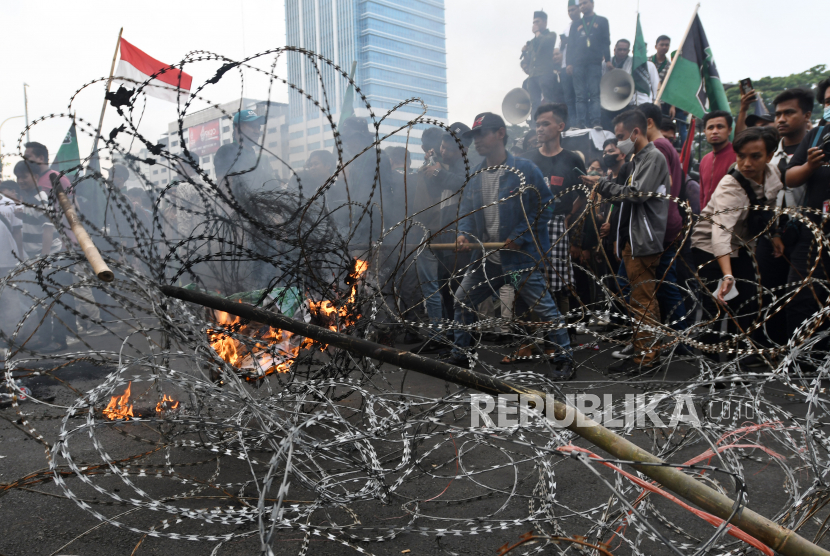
[659,14,730,120]
[338,61,357,127]
[632,14,650,95]
[51,122,81,176]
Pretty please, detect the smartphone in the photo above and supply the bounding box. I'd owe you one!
[739,78,753,95]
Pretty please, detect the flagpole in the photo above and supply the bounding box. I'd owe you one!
[89,27,123,160]
[654,3,700,104]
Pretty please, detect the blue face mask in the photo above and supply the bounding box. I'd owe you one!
[824,105,830,121]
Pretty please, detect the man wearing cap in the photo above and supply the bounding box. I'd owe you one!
[440,112,574,378]
[521,11,558,123]
[414,122,472,353]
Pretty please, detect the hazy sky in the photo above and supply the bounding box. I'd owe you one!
[0,0,825,171]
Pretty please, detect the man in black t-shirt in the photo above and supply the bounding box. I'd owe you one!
[527,103,586,319]
[784,78,830,340]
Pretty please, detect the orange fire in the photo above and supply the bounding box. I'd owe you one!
[155,394,180,413]
[207,259,368,379]
[308,259,369,333]
[103,382,134,420]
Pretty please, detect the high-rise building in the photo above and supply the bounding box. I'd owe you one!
[285,0,447,167]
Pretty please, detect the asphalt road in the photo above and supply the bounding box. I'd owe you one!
[0,327,826,556]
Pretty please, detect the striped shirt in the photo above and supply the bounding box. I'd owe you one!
[481,168,504,265]
[17,189,59,256]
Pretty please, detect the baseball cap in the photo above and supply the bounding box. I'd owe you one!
[462,112,507,141]
[445,121,473,147]
[232,109,265,125]
[746,113,775,127]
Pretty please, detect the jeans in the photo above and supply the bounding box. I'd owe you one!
[656,244,689,332]
[417,246,445,324]
[572,63,603,128]
[452,262,572,361]
[560,71,577,128]
[524,74,562,125]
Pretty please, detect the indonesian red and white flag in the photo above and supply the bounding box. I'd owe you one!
[114,38,192,103]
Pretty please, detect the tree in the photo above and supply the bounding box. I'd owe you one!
[725,64,830,117]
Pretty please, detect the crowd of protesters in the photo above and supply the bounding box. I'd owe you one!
[3,0,830,384]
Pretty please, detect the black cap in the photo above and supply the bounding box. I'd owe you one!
[462,113,506,141]
[445,121,473,146]
[340,116,373,138]
[533,10,547,20]
[746,113,775,127]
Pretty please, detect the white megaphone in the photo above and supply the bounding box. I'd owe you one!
[502,88,533,124]
[600,69,635,111]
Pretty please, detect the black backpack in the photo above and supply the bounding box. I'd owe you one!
[727,167,775,238]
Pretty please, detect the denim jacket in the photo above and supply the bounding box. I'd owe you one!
[455,153,554,271]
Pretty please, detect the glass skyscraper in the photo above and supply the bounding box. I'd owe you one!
[285,0,447,166]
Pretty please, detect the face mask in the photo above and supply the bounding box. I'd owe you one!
[587,170,602,176]
[617,137,635,156]
[602,153,618,168]
[823,105,830,121]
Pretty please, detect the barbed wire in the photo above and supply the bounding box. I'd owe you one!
[0,47,829,555]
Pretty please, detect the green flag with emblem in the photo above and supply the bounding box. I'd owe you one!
[658,14,731,120]
[51,122,81,176]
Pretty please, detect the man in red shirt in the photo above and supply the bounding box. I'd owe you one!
[699,111,736,210]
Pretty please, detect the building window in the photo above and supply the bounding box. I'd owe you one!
[307,142,320,150]
[202,156,211,164]
[308,127,321,135]
[153,169,158,175]
[290,145,305,154]
[171,141,179,147]
[324,139,335,147]
[268,141,279,148]
[268,127,277,134]
[290,130,304,139]
[223,126,230,133]
[223,139,231,145]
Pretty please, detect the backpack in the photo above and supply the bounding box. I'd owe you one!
[727,167,775,238]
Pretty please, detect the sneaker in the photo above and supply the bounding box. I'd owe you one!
[612,344,635,359]
[413,338,450,354]
[436,352,471,369]
[608,358,658,373]
[741,354,771,368]
[548,359,575,381]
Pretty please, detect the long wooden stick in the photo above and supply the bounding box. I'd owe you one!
[159,284,829,556]
[51,175,114,282]
[654,4,700,105]
[428,242,504,250]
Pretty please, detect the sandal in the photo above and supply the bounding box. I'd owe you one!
[500,345,535,365]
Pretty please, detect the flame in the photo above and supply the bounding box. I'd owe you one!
[207,259,367,379]
[104,382,134,420]
[155,394,180,413]
[308,259,368,333]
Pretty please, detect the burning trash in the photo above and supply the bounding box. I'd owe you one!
[207,260,368,379]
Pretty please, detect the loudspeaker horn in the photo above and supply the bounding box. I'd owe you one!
[600,69,635,112]
[502,87,532,125]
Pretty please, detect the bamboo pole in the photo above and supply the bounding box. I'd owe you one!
[159,283,830,556]
[50,175,114,282]
[654,4,700,105]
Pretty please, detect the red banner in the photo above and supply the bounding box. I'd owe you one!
[188,119,221,156]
